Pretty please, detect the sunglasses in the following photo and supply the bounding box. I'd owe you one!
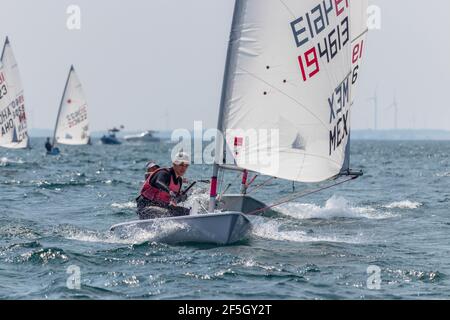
[175,163,189,168]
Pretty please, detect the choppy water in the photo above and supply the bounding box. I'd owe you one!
[0,139,449,299]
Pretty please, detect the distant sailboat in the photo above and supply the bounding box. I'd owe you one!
[48,65,90,154]
[0,37,30,149]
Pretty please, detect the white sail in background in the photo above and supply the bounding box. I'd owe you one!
[53,66,90,145]
[217,0,360,183]
[350,0,369,104]
[0,37,29,149]
[0,62,13,146]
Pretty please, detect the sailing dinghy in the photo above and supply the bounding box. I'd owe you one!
[48,65,90,155]
[0,37,30,149]
[110,0,369,245]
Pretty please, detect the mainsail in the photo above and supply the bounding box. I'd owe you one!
[209,0,368,210]
[53,65,90,146]
[0,37,29,149]
[214,0,368,183]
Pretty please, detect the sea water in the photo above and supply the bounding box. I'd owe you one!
[0,139,449,299]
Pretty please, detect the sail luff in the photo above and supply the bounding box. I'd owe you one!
[209,0,244,212]
[0,37,8,61]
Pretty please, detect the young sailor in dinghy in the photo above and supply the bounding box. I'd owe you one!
[136,152,191,219]
[45,137,52,152]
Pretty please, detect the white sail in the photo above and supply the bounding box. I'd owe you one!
[53,66,90,145]
[0,37,29,149]
[0,62,13,146]
[350,0,368,104]
[217,0,359,183]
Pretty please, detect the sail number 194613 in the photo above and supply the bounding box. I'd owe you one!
[290,0,350,82]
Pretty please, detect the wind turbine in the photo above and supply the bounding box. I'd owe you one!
[164,109,170,131]
[367,86,379,130]
[386,92,399,130]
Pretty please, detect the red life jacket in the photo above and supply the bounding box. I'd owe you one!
[140,168,181,204]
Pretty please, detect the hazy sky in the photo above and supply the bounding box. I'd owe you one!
[1,0,449,131]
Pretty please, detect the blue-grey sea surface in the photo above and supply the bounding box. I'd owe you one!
[0,139,449,299]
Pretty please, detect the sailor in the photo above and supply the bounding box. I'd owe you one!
[145,161,160,180]
[136,152,191,219]
[45,137,52,152]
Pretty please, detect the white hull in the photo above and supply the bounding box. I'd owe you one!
[124,132,160,143]
[124,136,160,143]
[110,212,251,245]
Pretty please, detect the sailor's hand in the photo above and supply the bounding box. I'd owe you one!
[169,191,178,206]
[169,191,177,199]
[169,200,178,207]
[176,193,188,203]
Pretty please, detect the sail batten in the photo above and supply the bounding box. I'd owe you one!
[53,66,90,146]
[351,29,369,44]
[213,0,367,183]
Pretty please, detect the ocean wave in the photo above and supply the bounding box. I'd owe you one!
[58,226,133,245]
[436,172,450,177]
[0,157,25,166]
[18,247,69,264]
[278,196,396,220]
[58,222,188,246]
[384,200,423,209]
[0,179,23,185]
[0,241,41,260]
[385,268,444,283]
[111,202,136,209]
[0,224,40,239]
[32,178,123,189]
[231,258,316,280]
[183,192,210,212]
[232,258,284,273]
[34,180,92,189]
[251,218,362,244]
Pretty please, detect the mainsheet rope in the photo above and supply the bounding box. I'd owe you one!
[246,175,360,216]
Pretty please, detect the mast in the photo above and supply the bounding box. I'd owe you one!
[52,65,74,146]
[209,0,242,212]
[240,170,248,195]
[0,37,9,62]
